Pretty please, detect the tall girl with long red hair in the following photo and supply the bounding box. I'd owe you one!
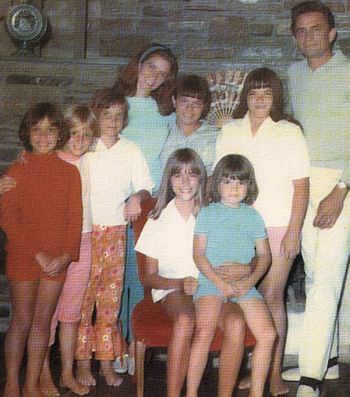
[115,43,178,374]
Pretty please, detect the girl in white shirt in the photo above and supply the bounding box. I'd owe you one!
[75,88,153,388]
[136,148,247,397]
[215,68,310,396]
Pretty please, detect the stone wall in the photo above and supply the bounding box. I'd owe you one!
[0,0,350,170]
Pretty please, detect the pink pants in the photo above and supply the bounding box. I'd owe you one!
[76,225,126,361]
[49,232,92,346]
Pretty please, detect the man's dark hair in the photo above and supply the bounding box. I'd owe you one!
[291,1,335,36]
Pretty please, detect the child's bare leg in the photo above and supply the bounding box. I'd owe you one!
[59,321,89,395]
[76,360,96,386]
[239,300,276,397]
[99,360,123,386]
[39,350,59,397]
[23,279,62,397]
[128,339,135,375]
[3,281,37,397]
[217,302,246,397]
[259,255,293,396]
[186,296,223,397]
[162,291,195,397]
[239,255,293,395]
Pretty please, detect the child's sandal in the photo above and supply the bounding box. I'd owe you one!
[113,353,129,374]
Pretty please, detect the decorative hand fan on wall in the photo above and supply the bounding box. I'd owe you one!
[206,70,249,128]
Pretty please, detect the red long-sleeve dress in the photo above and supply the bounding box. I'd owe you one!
[0,152,83,282]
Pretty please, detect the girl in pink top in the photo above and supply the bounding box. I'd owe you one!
[39,105,98,397]
[1,105,96,396]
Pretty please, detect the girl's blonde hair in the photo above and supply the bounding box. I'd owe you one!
[150,148,207,219]
[210,154,258,205]
[64,104,99,137]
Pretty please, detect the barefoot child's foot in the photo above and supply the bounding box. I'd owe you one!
[100,360,123,387]
[76,360,96,387]
[238,375,251,390]
[269,374,289,396]
[238,374,290,396]
[60,373,90,396]
[22,385,47,397]
[39,366,60,397]
[3,382,21,397]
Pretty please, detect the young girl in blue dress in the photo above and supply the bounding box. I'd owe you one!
[186,154,276,397]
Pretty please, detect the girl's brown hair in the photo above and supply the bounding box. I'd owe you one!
[116,43,178,116]
[174,74,212,118]
[210,154,258,205]
[233,68,296,124]
[150,148,206,220]
[91,87,129,135]
[19,102,68,151]
[64,104,99,137]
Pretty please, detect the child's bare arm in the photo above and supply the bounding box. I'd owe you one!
[124,189,151,223]
[183,277,198,295]
[193,234,234,298]
[142,256,196,294]
[281,177,309,259]
[231,238,271,298]
[215,256,257,282]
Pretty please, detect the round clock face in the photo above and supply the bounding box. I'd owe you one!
[6,4,47,43]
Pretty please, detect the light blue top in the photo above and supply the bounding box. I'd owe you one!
[121,96,174,189]
[195,202,266,266]
[159,119,219,176]
[288,51,350,184]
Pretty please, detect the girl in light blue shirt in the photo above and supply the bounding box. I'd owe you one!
[186,154,276,397]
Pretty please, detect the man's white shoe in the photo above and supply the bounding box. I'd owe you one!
[282,364,339,381]
[296,385,320,397]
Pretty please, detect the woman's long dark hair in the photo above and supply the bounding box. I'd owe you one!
[115,44,178,115]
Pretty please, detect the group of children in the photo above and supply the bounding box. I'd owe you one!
[0,88,153,397]
[0,43,310,397]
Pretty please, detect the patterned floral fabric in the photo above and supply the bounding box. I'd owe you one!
[76,224,126,360]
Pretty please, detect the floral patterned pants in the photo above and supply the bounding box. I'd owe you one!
[76,225,126,360]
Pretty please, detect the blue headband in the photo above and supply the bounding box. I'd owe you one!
[139,44,172,63]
